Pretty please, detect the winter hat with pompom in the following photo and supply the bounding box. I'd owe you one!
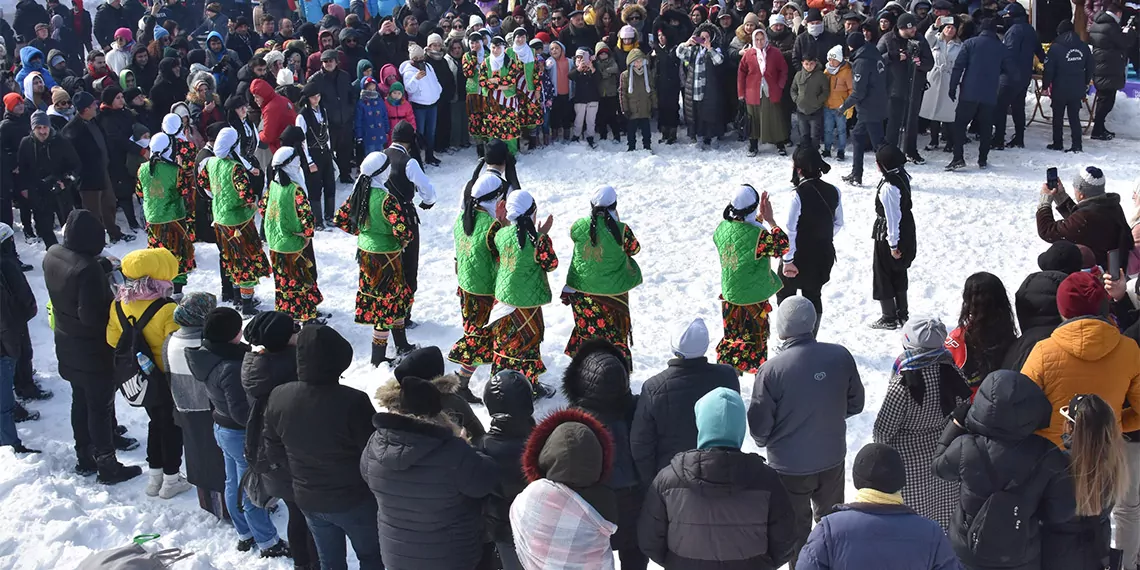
[1074,166,1106,198]
[671,317,709,359]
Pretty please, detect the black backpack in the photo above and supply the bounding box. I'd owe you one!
[966,439,1039,565]
[113,299,173,407]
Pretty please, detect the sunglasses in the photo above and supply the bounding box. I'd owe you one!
[628,15,642,21]
[56,100,72,107]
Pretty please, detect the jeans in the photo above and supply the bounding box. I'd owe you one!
[626,118,651,149]
[953,100,995,163]
[303,500,384,570]
[573,101,599,139]
[1052,97,1083,149]
[795,110,823,149]
[1114,441,1140,570]
[0,356,19,447]
[213,424,279,548]
[823,108,847,153]
[71,377,117,458]
[993,78,1031,142]
[412,103,438,159]
[780,464,845,570]
[850,119,885,178]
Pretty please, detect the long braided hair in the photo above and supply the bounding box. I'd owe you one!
[345,156,391,232]
[589,201,622,246]
[514,200,540,249]
[723,184,759,221]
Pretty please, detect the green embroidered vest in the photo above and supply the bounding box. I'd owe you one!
[481,56,517,99]
[137,160,185,224]
[265,181,306,253]
[463,52,481,95]
[358,188,401,253]
[508,46,536,91]
[453,210,498,296]
[566,216,642,295]
[207,158,254,226]
[494,227,551,308]
[713,220,783,305]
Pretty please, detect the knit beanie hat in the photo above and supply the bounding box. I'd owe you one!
[671,317,709,359]
[392,345,445,381]
[805,8,823,22]
[1057,271,1109,318]
[695,387,747,450]
[897,13,917,29]
[1074,166,1106,198]
[30,110,50,128]
[100,86,122,106]
[744,12,761,26]
[575,46,592,59]
[535,31,552,44]
[203,307,244,343]
[900,317,947,350]
[776,295,817,339]
[399,376,444,417]
[392,119,415,143]
[1077,244,1098,271]
[427,33,444,47]
[408,42,426,60]
[1037,240,1083,273]
[847,30,866,49]
[173,292,217,327]
[3,92,22,112]
[73,91,96,111]
[243,311,295,352]
[619,24,637,39]
[852,443,906,493]
[769,13,787,26]
[123,87,142,102]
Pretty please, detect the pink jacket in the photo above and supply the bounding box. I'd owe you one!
[384,100,416,143]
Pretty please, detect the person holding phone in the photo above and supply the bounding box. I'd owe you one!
[675,23,726,149]
[1037,165,1134,269]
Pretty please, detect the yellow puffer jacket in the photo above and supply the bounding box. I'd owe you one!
[1021,317,1140,447]
[106,248,180,372]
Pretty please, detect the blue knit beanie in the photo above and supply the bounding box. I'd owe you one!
[695,387,746,450]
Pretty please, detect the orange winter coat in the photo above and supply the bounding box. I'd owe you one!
[1021,317,1140,447]
[825,62,853,110]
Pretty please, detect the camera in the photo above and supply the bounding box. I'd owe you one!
[906,39,922,57]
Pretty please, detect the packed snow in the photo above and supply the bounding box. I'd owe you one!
[3,100,1140,568]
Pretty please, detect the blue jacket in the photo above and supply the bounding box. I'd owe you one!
[797,503,963,570]
[839,43,889,122]
[355,93,390,154]
[1000,14,1046,85]
[950,30,1010,105]
[15,46,58,91]
[1043,30,1093,102]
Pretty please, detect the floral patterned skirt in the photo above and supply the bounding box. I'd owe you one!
[270,245,323,322]
[716,298,773,375]
[478,97,520,142]
[491,306,546,382]
[214,220,269,288]
[562,291,632,366]
[146,220,196,283]
[354,249,413,329]
[519,89,544,129]
[448,289,495,367]
[466,93,486,138]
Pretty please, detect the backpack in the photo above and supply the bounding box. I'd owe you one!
[966,438,1038,566]
[113,299,173,408]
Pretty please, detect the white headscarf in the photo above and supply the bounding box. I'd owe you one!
[473,171,507,213]
[489,46,506,72]
[730,185,762,227]
[149,132,174,161]
[213,127,240,159]
[161,113,182,138]
[506,190,536,222]
[590,185,620,222]
[271,146,307,195]
[360,151,392,186]
[513,38,534,64]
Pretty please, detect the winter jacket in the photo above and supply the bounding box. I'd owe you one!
[96,105,139,195]
[1042,30,1094,102]
[94,2,133,49]
[748,336,864,475]
[0,110,29,202]
[560,24,602,58]
[878,30,935,101]
[105,251,180,372]
[1037,192,1133,267]
[263,326,376,514]
[61,115,111,191]
[569,66,602,103]
[562,339,639,490]
[384,98,416,138]
[13,0,50,41]
[619,64,657,119]
[42,210,114,387]
[792,66,830,114]
[920,28,963,122]
[0,240,35,360]
[15,46,57,91]
[187,339,252,429]
[630,357,740,485]
[825,62,853,110]
[252,79,296,153]
[1002,271,1067,371]
[474,371,535,543]
[226,32,257,65]
[150,58,188,123]
[949,29,1009,105]
[792,28,844,71]
[355,93,390,153]
[839,42,888,121]
[16,127,80,202]
[738,43,789,105]
[932,370,1076,570]
[1088,11,1137,91]
[399,60,443,105]
[797,503,962,570]
[1021,316,1140,447]
[242,346,300,501]
[639,448,797,569]
[308,67,355,127]
[163,326,211,413]
[596,48,621,98]
[1000,13,1046,86]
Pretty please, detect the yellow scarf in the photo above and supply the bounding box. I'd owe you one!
[853,488,904,505]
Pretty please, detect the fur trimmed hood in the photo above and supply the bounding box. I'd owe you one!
[374,374,463,437]
[621,3,648,24]
[522,408,614,485]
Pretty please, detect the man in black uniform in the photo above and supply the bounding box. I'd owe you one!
[879,13,934,164]
[383,122,437,328]
[839,32,889,186]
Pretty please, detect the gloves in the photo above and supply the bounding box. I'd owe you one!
[419,201,434,210]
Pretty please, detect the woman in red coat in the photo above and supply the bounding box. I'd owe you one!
[737,28,789,156]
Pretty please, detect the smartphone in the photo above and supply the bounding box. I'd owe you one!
[1109,249,1122,280]
[939,15,954,26]
[1046,167,1058,190]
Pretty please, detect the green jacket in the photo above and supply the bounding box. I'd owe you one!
[264,181,309,253]
[565,216,642,295]
[207,157,255,227]
[713,220,783,305]
[137,160,186,224]
[453,210,499,296]
[494,228,555,308]
[358,188,402,253]
[597,53,620,97]
[619,66,657,120]
[791,67,830,115]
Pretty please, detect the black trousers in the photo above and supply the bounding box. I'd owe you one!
[993,78,1031,142]
[872,239,910,317]
[781,464,845,570]
[1093,87,1117,132]
[329,125,355,180]
[71,379,117,459]
[953,100,994,162]
[613,486,648,570]
[32,190,73,248]
[658,86,681,130]
[850,119,885,178]
[146,402,183,475]
[777,273,825,315]
[928,120,952,148]
[14,328,34,394]
[551,95,574,131]
[596,96,622,139]
[305,150,337,223]
[285,500,320,568]
[1052,97,1083,149]
[401,220,420,294]
[885,96,920,155]
[626,118,651,149]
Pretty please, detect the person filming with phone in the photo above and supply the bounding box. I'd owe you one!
[1037,165,1134,270]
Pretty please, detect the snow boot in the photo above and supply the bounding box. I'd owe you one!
[977,157,988,169]
[821,149,831,158]
[776,143,787,156]
[260,540,291,558]
[531,382,556,400]
[945,158,966,171]
[1046,142,1064,151]
[242,296,260,317]
[1066,146,1083,153]
[836,149,845,161]
[115,434,140,451]
[989,137,1005,151]
[75,452,98,476]
[16,381,53,401]
[869,316,901,330]
[114,424,128,436]
[95,453,143,485]
[10,444,40,454]
[748,139,759,157]
[906,153,926,165]
[159,473,192,499]
[1007,136,1024,148]
[371,343,392,367]
[146,468,163,497]
[237,538,256,552]
[13,402,38,422]
[457,372,483,404]
[841,172,861,186]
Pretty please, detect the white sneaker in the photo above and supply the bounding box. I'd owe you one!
[158,473,192,499]
[145,468,163,497]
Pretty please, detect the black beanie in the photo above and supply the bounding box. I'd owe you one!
[203,307,243,343]
[393,346,445,382]
[100,85,123,106]
[1057,20,1074,35]
[852,443,906,493]
[399,376,444,417]
[876,143,907,171]
[243,311,295,352]
[485,139,509,165]
[847,31,866,50]
[1037,240,1083,274]
[393,120,416,144]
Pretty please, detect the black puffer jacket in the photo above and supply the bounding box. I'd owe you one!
[932,370,1076,570]
[0,238,36,360]
[1089,11,1139,91]
[630,357,740,485]
[639,448,797,569]
[242,346,299,501]
[42,210,114,386]
[362,410,498,570]
[475,371,536,542]
[563,338,639,490]
[1002,271,1067,371]
[60,115,110,192]
[186,339,252,429]
[149,58,188,121]
[264,325,376,514]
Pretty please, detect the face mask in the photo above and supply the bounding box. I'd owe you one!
[807,22,824,36]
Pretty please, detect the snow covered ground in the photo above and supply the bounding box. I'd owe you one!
[2,110,1140,568]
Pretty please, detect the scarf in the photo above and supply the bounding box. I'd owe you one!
[387,94,405,106]
[629,62,651,93]
[807,22,824,37]
[853,488,904,505]
[826,61,840,74]
[893,346,955,375]
[361,88,379,99]
[513,42,534,64]
[489,50,506,72]
[474,44,486,64]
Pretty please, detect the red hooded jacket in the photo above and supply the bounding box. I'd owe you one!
[252,78,296,152]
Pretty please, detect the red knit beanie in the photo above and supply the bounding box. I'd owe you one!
[1056,271,1108,319]
[3,93,22,112]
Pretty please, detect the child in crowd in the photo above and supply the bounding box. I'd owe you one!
[569,47,600,147]
[791,50,828,153]
[355,76,390,155]
[823,45,852,160]
[619,48,655,152]
[594,42,622,142]
[546,41,573,142]
[384,82,416,145]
